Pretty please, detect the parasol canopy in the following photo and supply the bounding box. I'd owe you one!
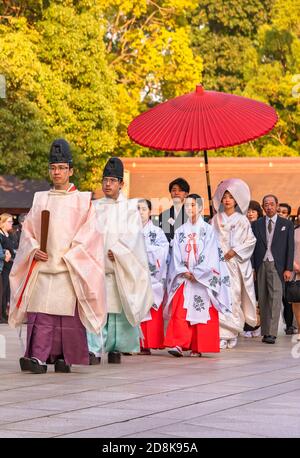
[127,85,278,217]
[128,85,278,151]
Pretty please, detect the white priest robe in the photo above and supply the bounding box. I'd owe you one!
[211,211,257,339]
[93,192,154,326]
[165,216,232,325]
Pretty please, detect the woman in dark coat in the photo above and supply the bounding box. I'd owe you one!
[0,214,14,322]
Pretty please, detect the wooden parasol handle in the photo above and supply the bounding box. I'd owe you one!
[40,210,50,253]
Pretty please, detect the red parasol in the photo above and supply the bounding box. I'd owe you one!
[128,85,278,216]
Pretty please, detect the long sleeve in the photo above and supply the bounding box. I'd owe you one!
[171,231,189,279]
[165,230,187,302]
[145,226,169,308]
[232,217,257,262]
[147,230,169,283]
[63,202,107,334]
[285,221,295,271]
[8,206,40,328]
[0,244,5,263]
[108,207,154,326]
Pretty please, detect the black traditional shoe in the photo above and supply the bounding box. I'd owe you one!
[19,357,32,372]
[262,335,276,344]
[89,352,101,365]
[138,348,151,355]
[285,326,296,335]
[108,351,121,364]
[54,359,71,373]
[168,346,183,357]
[20,357,47,374]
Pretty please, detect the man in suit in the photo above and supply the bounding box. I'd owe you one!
[158,177,190,243]
[252,195,294,344]
[277,202,297,335]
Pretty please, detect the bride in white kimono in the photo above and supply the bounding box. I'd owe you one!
[164,194,232,357]
[138,199,169,354]
[211,178,257,349]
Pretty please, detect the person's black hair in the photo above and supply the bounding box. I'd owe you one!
[138,198,152,211]
[168,177,190,194]
[186,193,203,208]
[279,202,291,215]
[248,200,263,219]
[262,194,278,205]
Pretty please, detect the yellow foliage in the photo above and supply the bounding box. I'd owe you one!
[100,0,203,156]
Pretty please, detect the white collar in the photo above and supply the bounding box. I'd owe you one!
[186,215,205,230]
[142,220,153,232]
[174,205,182,218]
[267,214,278,224]
[101,191,126,204]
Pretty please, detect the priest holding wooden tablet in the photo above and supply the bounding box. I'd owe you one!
[9,139,107,374]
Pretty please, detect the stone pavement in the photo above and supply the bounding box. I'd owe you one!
[0,324,300,438]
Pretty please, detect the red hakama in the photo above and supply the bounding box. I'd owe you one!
[164,284,220,353]
[140,305,165,349]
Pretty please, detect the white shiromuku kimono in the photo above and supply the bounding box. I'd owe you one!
[165,216,232,326]
[141,220,169,322]
[211,211,257,339]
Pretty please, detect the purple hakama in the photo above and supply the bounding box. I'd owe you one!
[25,306,89,365]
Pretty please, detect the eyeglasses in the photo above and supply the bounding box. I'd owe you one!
[102,177,119,184]
[49,166,69,172]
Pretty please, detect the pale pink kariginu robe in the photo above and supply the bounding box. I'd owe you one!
[9,187,107,335]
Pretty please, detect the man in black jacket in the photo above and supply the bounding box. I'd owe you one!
[158,177,190,243]
[252,195,294,344]
[277,203,296,334]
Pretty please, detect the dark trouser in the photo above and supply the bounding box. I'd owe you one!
[282,295,294,329]
[257,261,283,337]
[25,306,89,365]
[1,265,11,319]
[0,274,3,320]
[244,279,260,332]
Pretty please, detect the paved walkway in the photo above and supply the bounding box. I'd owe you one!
[0,324,299,438]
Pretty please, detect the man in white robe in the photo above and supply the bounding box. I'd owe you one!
[88,158,153,363]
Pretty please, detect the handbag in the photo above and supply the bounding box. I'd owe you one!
[286,275,300,303]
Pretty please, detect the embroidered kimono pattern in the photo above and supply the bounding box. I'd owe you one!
[140,220,169,349]
[165,217,232,325]
[142,220,169,315]
[212,211,257,339]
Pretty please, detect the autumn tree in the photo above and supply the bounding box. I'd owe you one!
[0,1,117,189]
[190,0,274,93]
[242,0,300,156]
[98,0,203,156]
